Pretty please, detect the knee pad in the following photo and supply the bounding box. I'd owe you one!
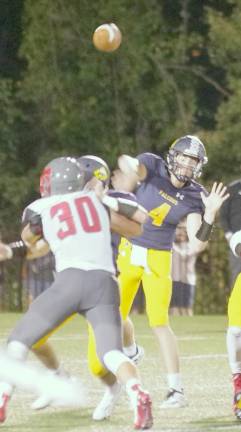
[7,341,29,361]
[103,350,134,375]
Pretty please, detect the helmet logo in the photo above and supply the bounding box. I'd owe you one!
[93,167,108,181]
[40,167,52,197]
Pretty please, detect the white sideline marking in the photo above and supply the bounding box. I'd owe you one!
[0,334,216,342]
[160,427,241,432]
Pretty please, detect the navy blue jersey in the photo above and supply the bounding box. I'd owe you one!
[131,153,206,250]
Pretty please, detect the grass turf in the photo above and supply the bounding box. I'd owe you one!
[0,313,239,432]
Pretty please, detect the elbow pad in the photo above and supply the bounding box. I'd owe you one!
[230,230,241,257]
[117,198,139,218]
[102,195,143,219]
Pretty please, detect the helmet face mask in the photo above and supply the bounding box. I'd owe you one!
[167,135,208,182]
[39,157,85,197]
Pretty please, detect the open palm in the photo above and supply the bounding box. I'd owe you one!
[200,182,230,214]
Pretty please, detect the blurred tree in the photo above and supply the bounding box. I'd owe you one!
[0,0,239,310]
[203,2,241,181]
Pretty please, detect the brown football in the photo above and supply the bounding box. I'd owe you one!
[93,23,122,52]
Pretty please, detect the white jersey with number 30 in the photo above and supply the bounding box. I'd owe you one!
[26,190,115,273]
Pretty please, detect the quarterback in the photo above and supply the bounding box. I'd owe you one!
[95,135,229,414]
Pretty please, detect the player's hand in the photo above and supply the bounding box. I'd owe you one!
[84,177,105,199]
[200,182,230,220]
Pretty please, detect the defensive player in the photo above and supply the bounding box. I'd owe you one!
[0,156,146,417]
[36,155,146,388]
[94,135,229,414]
[0,156,153,430]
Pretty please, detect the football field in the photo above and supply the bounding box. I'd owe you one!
[0,312,240,432]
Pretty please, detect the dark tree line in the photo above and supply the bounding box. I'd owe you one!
[0,0,240,311]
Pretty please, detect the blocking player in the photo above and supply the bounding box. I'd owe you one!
[84,165,145,421]
[0,156,153,430]
[95,135,229,413]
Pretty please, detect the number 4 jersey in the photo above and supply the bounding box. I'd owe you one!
[132,153,206,250]
[22,190,115,274]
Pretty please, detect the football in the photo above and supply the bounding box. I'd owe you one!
[93,23,122,52]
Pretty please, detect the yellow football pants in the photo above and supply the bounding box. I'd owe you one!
[118,238,172,327]
[228,273,241,327]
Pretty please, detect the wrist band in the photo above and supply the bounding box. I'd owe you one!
[196,219,213,242]
[8,240,27,258]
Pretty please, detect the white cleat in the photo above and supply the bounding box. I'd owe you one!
[31,375,85,410]
[160,389,188,409]
[31,394,52,410]
[92,382,122,421]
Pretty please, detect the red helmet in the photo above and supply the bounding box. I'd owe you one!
[39,157,85,197]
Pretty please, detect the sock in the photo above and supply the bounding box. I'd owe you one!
[126,378,141,409]
[227,327,241,374]
[55,366,69,378]
[123,343,137,357]
[167,373,182,392]
[105,381,120,397]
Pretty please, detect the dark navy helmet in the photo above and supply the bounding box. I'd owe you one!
[167,135,208,182]
[39,157,85,197]
[77,155,110,187]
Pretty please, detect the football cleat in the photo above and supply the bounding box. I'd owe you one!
[128,345,145,365]
[131,384,153,430]
[233,373,241,420]
[0,393,10,423]
[31,373,85,410]
[31,394,52,410]
[234,392,241,421]
[160,389,188,409]
[92,382,122,421]
[31,367,71,410]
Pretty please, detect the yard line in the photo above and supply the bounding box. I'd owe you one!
[181,353,227,359]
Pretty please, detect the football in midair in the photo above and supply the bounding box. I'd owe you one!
[93,23,122,52]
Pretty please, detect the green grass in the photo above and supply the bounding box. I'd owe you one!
[0,313,239,431]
